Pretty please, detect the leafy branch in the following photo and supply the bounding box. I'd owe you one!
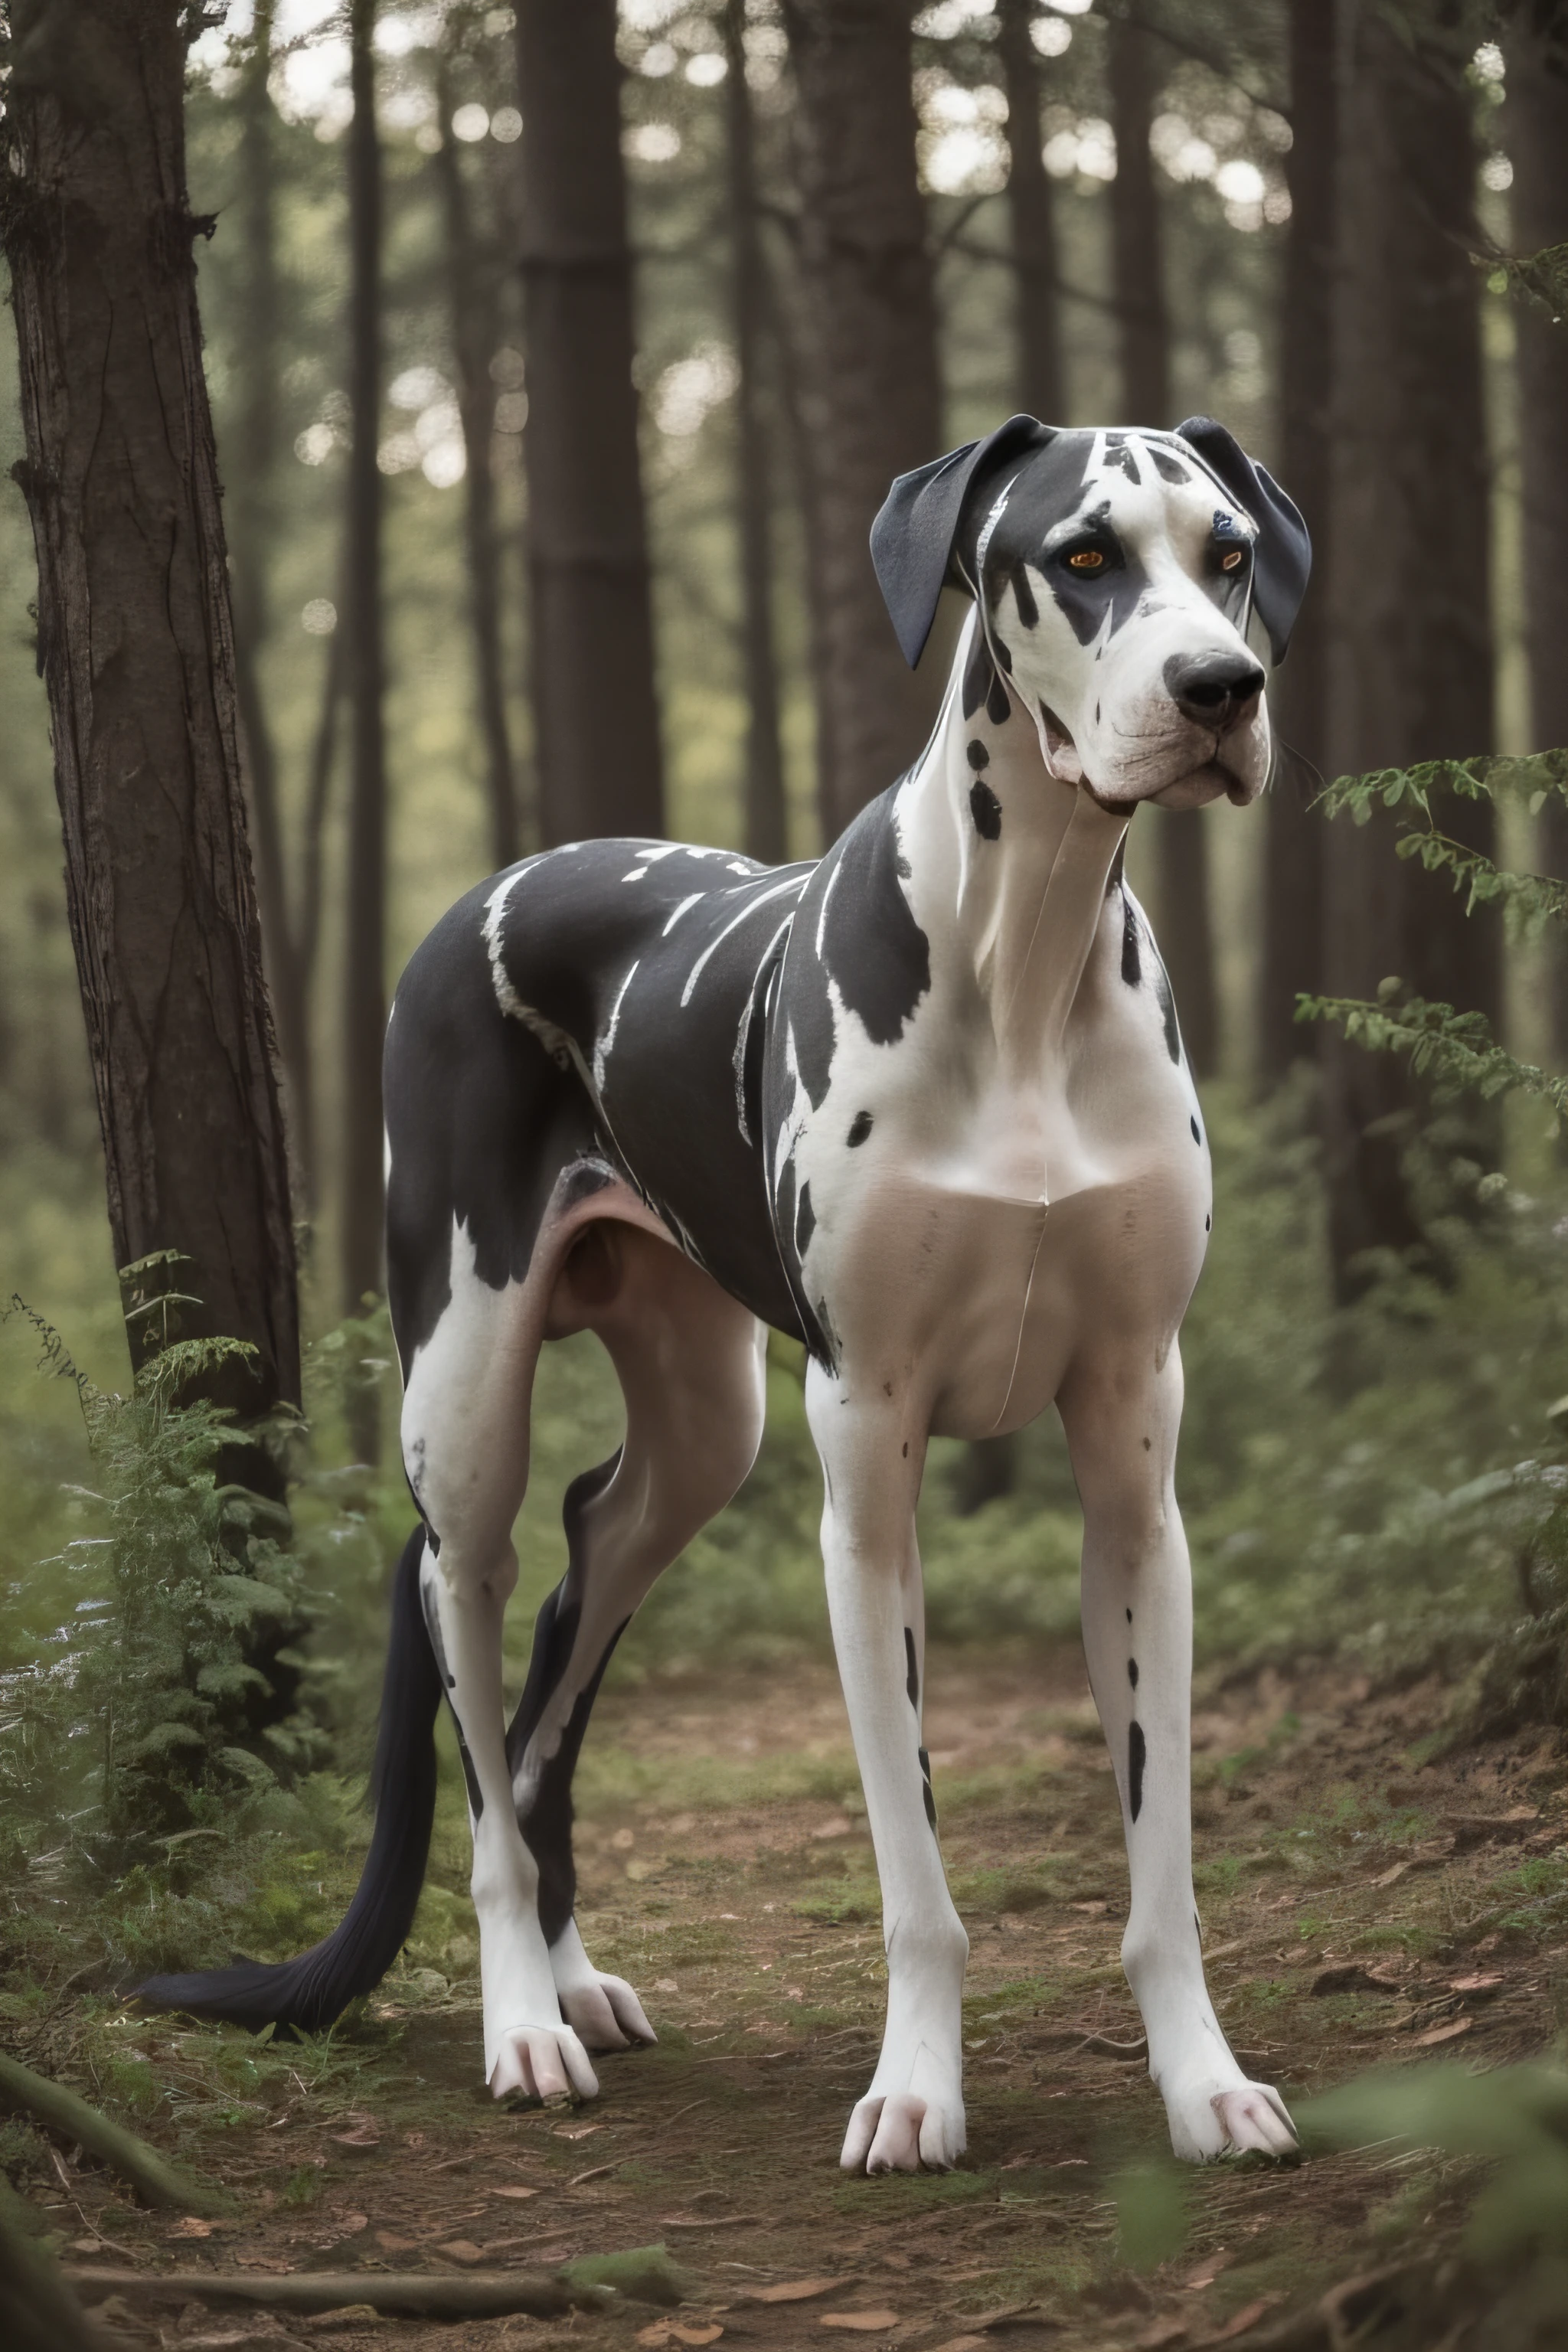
[1298,989,1568,1120]
[1312,749,1568,940]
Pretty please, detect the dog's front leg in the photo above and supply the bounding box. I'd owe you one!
[805,1361,968,2174]
[1060,1342,1295,2161]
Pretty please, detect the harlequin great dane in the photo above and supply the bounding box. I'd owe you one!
[141,413,1309,2173]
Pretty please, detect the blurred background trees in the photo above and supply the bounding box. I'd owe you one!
[0,0,1563,1565]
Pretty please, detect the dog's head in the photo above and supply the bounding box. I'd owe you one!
[871,416,1310,812]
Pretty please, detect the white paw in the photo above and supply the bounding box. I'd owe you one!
[1163,2074,1297,2161]
[841,2040,965,2174]
[558,1970,657,2052]
[488,2023,599,2103]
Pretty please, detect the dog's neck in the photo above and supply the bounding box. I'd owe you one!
[898,611,1130,1082]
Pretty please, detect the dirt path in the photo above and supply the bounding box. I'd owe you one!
[24,1644,1568,2350]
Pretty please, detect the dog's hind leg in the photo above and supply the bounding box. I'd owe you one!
[508,1218,768,2053]
[400,1220,596,2102]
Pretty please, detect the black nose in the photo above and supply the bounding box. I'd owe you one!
[1164,652,1266,730]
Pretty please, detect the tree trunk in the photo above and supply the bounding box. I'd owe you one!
[2,0,299,1417]
[341,0,389,1348]
[1507,18,1568,1062]
[781,0,943,844]
[1107,7,1217,1078]
[1321,5,1496,1298]
[1258,0,1335,1085]
[434,57,519,876]
[723,0,789,866]
[515,0,664,846]
[230,0,316,1197]
[998,0,1063,423]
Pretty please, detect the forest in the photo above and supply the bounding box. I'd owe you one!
[3,1,1568,2346]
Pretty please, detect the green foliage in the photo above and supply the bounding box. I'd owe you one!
[0,1298,315,1873]
[1487,240,1568,322]
[1109,2153,1189,2272]
[1302,2062,1568,2262]
[1297,989,1568,1121]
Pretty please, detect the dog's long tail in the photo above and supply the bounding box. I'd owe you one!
[134,1523,441,2035]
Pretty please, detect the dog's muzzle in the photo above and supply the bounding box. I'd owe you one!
[1163,652,1266,735]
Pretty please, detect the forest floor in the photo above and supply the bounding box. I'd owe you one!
[15,1642,1568,2352]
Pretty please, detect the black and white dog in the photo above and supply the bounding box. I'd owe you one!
[143,414,1308,2174]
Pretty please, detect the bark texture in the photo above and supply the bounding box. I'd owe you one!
[1321,5,1496,1295]
[3,0,299,1412]
[1106,6,1217,1077]
[516,0,664,846]
[1259,0,1335,1083]
[435,57,519,875]
[341,0,389,1321]
[998,0,1063,424]
[781,0,943,843]
[724,0,789,866]
[1507,13,1568,1060]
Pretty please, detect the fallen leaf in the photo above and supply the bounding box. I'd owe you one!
[67,2237,105,2254]
[1209,2298,1279,2341]
[376,2230,417,2251]
[168,2216,215,2238]
[929,2339,990,2352]
[329,2124,381,2150]
[336,2213,368,2234]
[1449,1972,1504,1994]
[435,2238,485,2262]
[819,2314,900,2334]
[653,1978,680,1992]
[1183,2254,1231,2290]
[570,2160,623,2186]
[1373,1862,1410,1889]
[1070,1900,1108,1916]
[488,2184,540,2200]
[743,2277,843,2304]
[1414,2016,1473,2047]
[634,2328,724,2349]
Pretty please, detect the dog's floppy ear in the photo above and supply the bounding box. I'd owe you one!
[1174,415,1311,665]
[871,413,1054,668]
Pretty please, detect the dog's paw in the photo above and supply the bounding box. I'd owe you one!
[487,2022,599,2103]
[841,2089,965,2174]
[558,1969,656,2052]
[1162,2073,1297,2161]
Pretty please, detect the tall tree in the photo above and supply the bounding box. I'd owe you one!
[781,0,943,842]
[515,0,664,846]
[1321,4,1497,1295]
[433,51,519,875]
[1258,0,1335,1084]
[724,0,789,866]
[341,0,389,1353]
[998,0,1064,423]
[230,0,317,1194]
[1506,12,1568,1059]
[2,0,299,1418]
[1106,5,1218,1077]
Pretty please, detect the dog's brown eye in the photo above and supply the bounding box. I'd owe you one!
[1068,548,1104,571]
[1220,548,1244,571]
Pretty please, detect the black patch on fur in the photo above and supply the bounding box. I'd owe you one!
[506,1454,626,1947]
[1205,1212,1211,1232]
[1128,1658,1138,1689]
[1148,949,1182,1064]
[1191,1116,1202,1145]
[962,626,995,719]
[1121,893,1142,987]
[797,791,932,1055]
[918,1746,938,1831]
[966,738,989,770]
[795,1179,815,1259]
[848,1110,873,1148]
[1106,442,1142,483]
[986,662,1011,725]
[1129,1721,1146,1822]
[969,779,1002,841]
[1106,837,1127,895]
[1150,444,1189,485]
[905,1626,920,1710]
